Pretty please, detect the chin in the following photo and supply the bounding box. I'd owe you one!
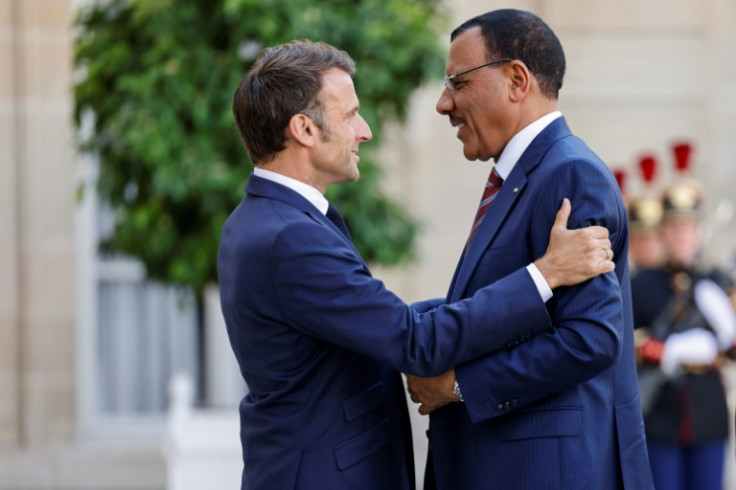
[462,148,480,161]
[461,143,493,162]
[462,151,493,162]
[345,169,360,183]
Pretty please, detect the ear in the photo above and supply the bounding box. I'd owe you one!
[287,113,317,147]
[507,60,531,102]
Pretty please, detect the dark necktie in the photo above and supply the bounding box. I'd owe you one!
[326,204,352,241]
[466,168,503,251]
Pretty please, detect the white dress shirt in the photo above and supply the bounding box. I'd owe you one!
[253,167,329,215]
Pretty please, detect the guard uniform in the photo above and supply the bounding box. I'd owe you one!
[632,177,736,490]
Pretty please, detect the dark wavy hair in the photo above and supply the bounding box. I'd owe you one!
[452,9,565,99]
[232,40,355,163]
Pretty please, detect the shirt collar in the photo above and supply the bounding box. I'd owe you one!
[253,167,329,215]
[493,111,562,180]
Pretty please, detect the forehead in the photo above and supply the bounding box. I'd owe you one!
[447,27,488,72]
[320,68,359,111]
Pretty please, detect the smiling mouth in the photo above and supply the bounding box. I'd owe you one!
[453,121,466,139]
[450,117,465,134]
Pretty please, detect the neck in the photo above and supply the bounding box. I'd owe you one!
[517,96,558,131]
[257,149,325,193]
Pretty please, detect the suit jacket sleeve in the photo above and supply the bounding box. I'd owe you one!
[456,158,625,423]
[410,298,445,313]
[269,219,554,377]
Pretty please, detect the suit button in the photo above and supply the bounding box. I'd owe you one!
[504,401,510,409]
[497,404,504,411]
[511,398,518,406]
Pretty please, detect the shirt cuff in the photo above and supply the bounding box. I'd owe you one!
[526,263,553,303]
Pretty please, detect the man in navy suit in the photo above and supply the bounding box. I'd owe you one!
[218,39,616,490]
[406,10,654,489]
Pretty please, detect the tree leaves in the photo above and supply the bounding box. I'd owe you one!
[74,0,447,295]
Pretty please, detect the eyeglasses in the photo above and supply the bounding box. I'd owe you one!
[444,58,513,93]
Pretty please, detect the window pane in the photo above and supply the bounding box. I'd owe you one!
[97,280,198,414]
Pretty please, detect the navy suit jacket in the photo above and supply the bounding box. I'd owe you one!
[217,175,557,489]
[426,118,654,489]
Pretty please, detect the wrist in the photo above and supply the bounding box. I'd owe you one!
[534,257,559,290]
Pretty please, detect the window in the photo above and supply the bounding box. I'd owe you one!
[76,148,242,443]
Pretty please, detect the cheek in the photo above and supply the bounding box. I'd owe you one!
[471,103,503,136]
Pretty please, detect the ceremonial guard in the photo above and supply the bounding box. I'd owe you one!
[628,155,665,272]
[632,143,736,490]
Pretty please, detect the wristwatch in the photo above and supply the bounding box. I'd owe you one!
[453,379,464,402]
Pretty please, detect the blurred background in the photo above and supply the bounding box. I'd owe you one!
[2,0,736,488]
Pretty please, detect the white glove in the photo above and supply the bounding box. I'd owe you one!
[694,279,736,350]
[660,328,719,376]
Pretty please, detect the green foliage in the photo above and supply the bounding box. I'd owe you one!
[74,0,448,295]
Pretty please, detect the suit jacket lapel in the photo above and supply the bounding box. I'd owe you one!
[449,173,526,302]
[448,117,573,302]
[245,174,358,252]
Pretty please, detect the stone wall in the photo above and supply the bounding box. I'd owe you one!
[2,0,736,488]
[0,0,76,449]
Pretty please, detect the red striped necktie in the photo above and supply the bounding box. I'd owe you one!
[466,168,503,251]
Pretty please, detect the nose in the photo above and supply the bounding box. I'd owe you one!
[436,86,454,115]
[356,114,373,142]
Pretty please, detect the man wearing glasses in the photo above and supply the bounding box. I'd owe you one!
[406,9,654,489]
[220,38,616,490]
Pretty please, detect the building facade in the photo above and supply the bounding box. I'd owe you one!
[2,0,736,488]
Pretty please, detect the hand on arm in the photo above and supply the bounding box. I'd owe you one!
[439,171,625,423]
[404,199,615,415]
[405,369,458,415]
[534,198,615,289]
